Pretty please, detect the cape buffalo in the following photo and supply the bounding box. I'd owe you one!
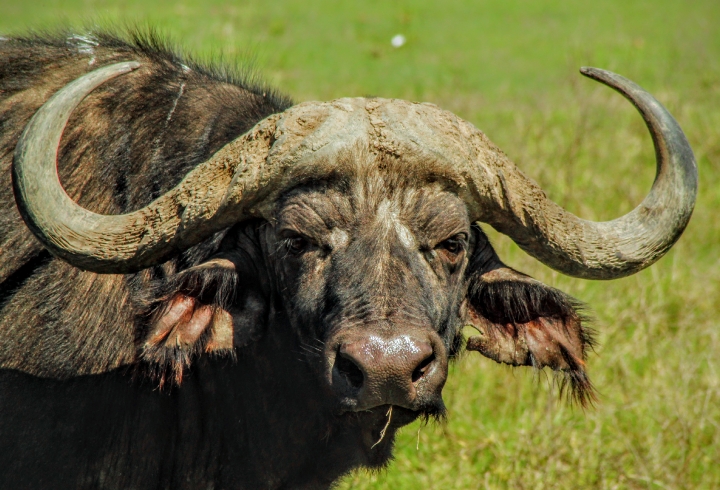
[0,32,696,489]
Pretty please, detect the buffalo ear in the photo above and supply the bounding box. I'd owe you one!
[464,267,597,406]
[138,257,266,387]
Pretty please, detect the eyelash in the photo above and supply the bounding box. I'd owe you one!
[436,234,467,256]
[284,235,310,256]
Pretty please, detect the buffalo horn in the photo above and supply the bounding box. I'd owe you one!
[475,68,697,279]
[13,63,697,280]
[13,62,286,273]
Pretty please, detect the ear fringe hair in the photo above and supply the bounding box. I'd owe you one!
[469,279,587,326]
[469,279,598,407]
[557,364,598,408]
[136,339,238,390]
[136,263,239,313]
[133,264,239,388]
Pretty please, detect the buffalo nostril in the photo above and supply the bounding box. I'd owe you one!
[411,353,435,383]
[335,353,364,389]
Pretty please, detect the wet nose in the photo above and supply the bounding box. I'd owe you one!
[332,334,447,410]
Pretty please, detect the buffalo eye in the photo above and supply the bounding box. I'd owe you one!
[286,235,310,256]
[436,233,467,257]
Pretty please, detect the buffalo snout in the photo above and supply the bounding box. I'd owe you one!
[329,332,448,412]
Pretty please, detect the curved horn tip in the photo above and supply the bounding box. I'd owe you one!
[482,65,697,280]
[579,66,615,83]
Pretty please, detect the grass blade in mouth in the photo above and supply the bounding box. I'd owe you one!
[371,406,393,449]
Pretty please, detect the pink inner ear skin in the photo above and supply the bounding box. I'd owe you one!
[465,309,522,365]
[522,318,585,371]
[180,305,215,345]
[465,307,585,371]
[140,293,236,387]
[147,295,214,347]
[147,295,194,344]
[464,289,596,406]
[205,309,234,352]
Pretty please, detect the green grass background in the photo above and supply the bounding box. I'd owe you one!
[2,1,719,488]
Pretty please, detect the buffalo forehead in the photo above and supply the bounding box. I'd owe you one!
[276,179,469,245]
[270,98,481,189]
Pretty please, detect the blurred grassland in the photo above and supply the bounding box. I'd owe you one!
[2,1,719,488]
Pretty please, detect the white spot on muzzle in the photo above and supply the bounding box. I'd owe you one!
[366,335,423,358]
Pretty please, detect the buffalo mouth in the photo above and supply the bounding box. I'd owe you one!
[352,403,446,468]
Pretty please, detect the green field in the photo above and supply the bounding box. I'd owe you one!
[2,1,719,488]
